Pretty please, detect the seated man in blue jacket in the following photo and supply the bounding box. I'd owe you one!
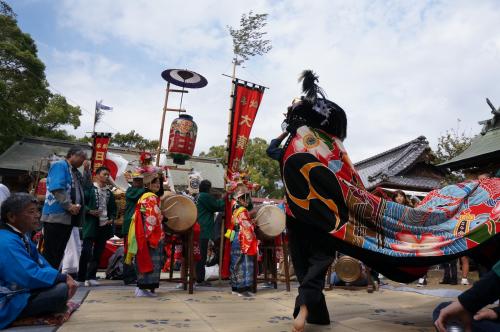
[434,258,500,332]
[0,193,78,329]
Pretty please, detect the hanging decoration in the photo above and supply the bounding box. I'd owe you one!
[168,114,198,164]
[157,69,207,166]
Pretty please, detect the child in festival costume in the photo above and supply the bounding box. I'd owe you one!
[125,168,165,297]
[228,184,257,297]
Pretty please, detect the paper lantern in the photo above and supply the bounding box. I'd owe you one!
[168,114,197,164]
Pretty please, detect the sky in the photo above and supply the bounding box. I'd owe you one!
[9,0,500,162]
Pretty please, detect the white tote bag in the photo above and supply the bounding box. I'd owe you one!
[61,227,82,274]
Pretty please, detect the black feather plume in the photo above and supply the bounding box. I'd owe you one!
[298,70,326,101]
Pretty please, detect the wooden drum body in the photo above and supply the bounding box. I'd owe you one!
[161,195,197,233]
[254,205,286,239]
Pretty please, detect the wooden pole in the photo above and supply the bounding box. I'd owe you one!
[156,82,171,166]
[92,101,97,135]
[219,59,238,282]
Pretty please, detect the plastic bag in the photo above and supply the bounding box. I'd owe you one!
[205,264,219,281]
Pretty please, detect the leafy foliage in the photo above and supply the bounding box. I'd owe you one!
[228,11,272,64]
[199,145,225,159]
[0,5,82,152]
[433,126,473,184]
[201,138,283,198]
[241,137,283,198]
[434,128,472,165]
[111,130,159,151]
[0,0,14,18]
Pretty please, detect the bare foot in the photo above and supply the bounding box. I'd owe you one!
[292,305,308,332]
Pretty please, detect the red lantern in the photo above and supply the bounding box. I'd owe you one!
[168,114,197,164]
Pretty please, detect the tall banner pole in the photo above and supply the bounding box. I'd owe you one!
[156,82,171,166]
[225,60,237,167]
[219,61,238,282]
[93,101,98,135]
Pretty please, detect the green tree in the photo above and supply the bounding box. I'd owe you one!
[111,130,158,151]
[76,135,92,144]
[241,138,282,198]
[33,94,81,131]
[433,125,473,184]
[199,144,225,159]
[0,0,14,18]
[0,3,83,151]
[434,129,472,165]
[202,138,283,198]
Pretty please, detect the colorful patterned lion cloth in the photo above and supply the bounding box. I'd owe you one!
[282,126,500,282]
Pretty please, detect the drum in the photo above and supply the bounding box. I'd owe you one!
[254,205,286,239]
[334,256,362,283]
[161,195,197,233]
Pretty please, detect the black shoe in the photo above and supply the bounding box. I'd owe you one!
[241,291,253,298]
[449,280,458,285]
[196,281,212,287]
[124,279,137,285]
[439,280,450,284]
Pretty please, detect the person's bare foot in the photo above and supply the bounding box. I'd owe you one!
[292,305,308,332]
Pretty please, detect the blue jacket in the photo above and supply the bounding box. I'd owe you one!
[42,159,72,215]
[0,227,59,329]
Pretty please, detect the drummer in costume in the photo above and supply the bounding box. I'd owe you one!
[228,184,258,297]
[125,167,165,297]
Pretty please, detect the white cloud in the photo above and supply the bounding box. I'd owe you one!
[38,0,500,162]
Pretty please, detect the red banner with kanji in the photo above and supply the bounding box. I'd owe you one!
[222,82,265,279]
[91,133,112,175]
[226,83,265,179]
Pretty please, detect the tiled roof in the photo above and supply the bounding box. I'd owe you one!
[354,136,438,190]
[382,176,441,191]
[0,137,225,189]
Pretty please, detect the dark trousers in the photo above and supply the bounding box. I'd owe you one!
[433,302,500,332]
[287,216,335,325]
[77,228,109,282]
[209,238,220,267]
[122,235,137,285]
[42,223,73,269]
[18,282,68,319]
[441,260,458,283]
[196,238,210,283]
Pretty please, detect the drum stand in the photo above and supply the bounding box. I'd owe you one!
[252,233,291,293]
[165,229,195,294]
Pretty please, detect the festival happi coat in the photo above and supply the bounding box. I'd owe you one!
[232,205,258,256]
[282,125,500,281]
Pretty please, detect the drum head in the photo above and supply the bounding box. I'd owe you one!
[255,205,286,238]
[335,256,361,283]
[161,195,197,233]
